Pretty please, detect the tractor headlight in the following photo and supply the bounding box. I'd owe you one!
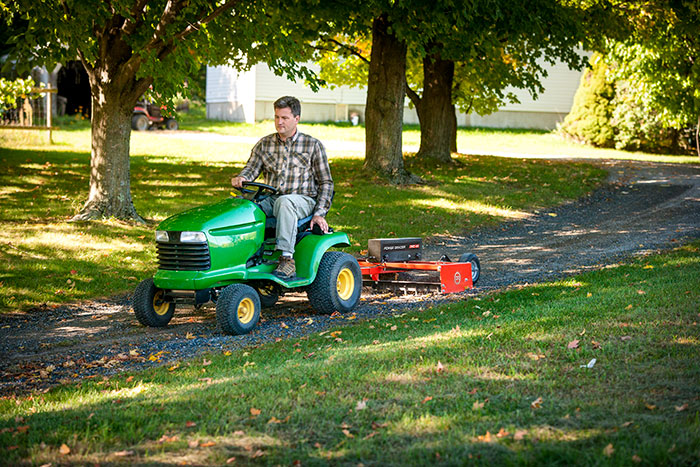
[155,230,169,242]
[180,231,206,243]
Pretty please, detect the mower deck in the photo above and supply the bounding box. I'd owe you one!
[358,259,474,295]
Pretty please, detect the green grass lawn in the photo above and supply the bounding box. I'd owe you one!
[1,242,698,465]
[0,123,609,312]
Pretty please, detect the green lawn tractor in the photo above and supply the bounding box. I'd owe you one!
[132,182,362,335]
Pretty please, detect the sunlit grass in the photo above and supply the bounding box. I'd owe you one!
[1,242,698,464]
[0,126,607,311]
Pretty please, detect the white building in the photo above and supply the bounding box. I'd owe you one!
[206,60,583,130]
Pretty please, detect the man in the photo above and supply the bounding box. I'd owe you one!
[231,96,334,279]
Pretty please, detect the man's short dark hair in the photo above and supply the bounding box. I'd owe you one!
[274,96,301,117]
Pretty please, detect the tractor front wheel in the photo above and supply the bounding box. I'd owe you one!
[307,251,362,314]
[216,284,261,335]
[133,278,175,327]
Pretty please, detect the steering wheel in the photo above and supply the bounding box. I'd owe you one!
[234,181,279,203]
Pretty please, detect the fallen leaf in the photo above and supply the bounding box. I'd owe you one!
[202,358,212,366]
[472,400,485,410]
[200,441,216,447]
[625,304,633,310]
[567,339,580,349]
[637,290,646,295]
[531,397,543,409]
[645,403,656,411]
[477,431,492,442]
[113,450,134,457]
[603,443,614,457]
[620,336,632,341]
[226,457,236,464]
[496,428,509,438]
[621,421,633,428]
[59,444,71,455]
[468,388,478,395]
[632,454,642,463]
[675,403,688,412]
[363,431,378,440]
[436,361,445,373]
[356,400,367,411]
[422,396,433,404]
[390,325,397,331]
[188,440,199,448]
[185,332,196,340]
[342,429,354,438]
[513,430,527,440]
[186,421,197,428]
[250,407,261,417]
[252,450,265,458]
[16,425,29,434]
[223,351,232,356]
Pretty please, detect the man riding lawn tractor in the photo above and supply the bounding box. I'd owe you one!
[132,96,362,335]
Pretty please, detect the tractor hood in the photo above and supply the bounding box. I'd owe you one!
[158,197,264,232]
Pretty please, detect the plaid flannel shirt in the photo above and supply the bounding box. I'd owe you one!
[238,132,334,217]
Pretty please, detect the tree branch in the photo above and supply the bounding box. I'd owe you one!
[122,0,150,35]
[405,80,421,109]
[319,37,371,64]
[172,0,240,42]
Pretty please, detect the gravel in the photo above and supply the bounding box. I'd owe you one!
[1,158,698,396]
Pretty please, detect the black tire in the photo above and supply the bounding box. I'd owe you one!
[132,114,149,131]
[255,283,279,308]
[307,251,362,314]
[133,278,175,327]
[216,284,261,335]
[459,253,481,285]
[165,118,178,131]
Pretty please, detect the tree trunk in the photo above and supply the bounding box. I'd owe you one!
[364,15,421,184]
[696,114,699,158]
[72,67,147,222]
[415,53,455,164]
[450,104,458,153]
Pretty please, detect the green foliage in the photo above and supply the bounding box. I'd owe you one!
[604,1,700,131]
[610,81,680,152]
[0,76,34,107]
[559,54,616,147]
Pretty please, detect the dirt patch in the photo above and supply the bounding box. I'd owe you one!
[1,159,698,395]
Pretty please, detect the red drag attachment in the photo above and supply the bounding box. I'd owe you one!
[358,238,480,295]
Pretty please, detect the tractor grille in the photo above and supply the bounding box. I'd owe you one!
[157,239,210,271]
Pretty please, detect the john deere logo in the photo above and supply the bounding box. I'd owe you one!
[454,272,461,284]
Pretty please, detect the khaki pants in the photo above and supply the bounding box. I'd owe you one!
[258,194,316,255]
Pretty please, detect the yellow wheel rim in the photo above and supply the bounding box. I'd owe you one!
[237,297,255,324]
[336,268,355,301]
[153,290,170,316]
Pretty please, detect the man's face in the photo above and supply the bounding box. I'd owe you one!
[274,107,299,140]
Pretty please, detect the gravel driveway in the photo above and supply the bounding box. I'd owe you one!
[1,158,698,395]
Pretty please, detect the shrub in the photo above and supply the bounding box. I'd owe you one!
[558,54,615,147]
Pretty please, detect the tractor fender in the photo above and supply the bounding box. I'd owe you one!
[293,232,351,282]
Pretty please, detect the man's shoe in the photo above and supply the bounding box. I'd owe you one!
[274,256,296,279]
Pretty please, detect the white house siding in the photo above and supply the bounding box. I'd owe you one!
[206,58,584,130]
[205,65,256,123]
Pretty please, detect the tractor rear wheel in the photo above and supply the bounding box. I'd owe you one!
[307,251,361,314]
[459,253,481,285]
[133,278,175,327]
[132,114,149,131]
[216,284,261,335]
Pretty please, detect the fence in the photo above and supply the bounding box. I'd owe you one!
[0,88,57,142]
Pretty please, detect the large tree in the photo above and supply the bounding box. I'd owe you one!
[315,0,590,167]
[2,0,318,221]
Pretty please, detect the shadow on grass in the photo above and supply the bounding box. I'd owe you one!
[0,147,605,311]
[3,247,699,464]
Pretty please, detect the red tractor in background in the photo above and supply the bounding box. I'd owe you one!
[132,100,178,131]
